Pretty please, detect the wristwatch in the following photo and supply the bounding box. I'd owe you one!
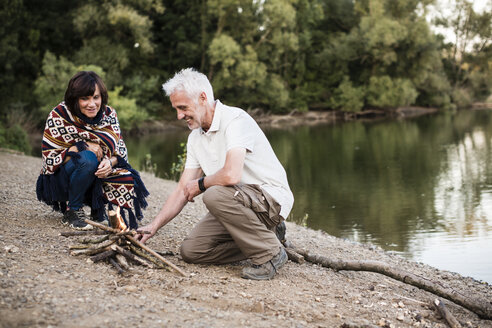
[198,177,206,192]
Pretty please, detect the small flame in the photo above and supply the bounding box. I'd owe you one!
[109,207,128,231]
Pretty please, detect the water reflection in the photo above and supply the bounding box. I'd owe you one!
[125,110,492,283]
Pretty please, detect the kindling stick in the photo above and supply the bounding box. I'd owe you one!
[125,235,188,277]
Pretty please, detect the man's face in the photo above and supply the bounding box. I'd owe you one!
[170,90,205,130]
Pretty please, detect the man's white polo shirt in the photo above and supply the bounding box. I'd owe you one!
[185,100,294,219]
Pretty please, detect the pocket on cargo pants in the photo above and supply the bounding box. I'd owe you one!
[232,184,282,230]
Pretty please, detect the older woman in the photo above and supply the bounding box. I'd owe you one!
[36,71,149,230]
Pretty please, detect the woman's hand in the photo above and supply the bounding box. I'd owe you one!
[95,158,113,178]
[86,141,103,161]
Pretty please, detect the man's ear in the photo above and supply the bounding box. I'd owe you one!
[199,92,207,104]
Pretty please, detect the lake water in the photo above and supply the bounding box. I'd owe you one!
[125,110,492,283]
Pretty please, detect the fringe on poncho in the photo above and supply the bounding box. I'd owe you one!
[36,102,149,229]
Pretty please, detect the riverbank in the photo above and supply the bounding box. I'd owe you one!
[131,106,442,135]
[1,151,491,327]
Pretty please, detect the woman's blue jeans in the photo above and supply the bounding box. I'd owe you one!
[63,150,99,210]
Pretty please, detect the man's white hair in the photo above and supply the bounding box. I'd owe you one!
[162,68,214,106]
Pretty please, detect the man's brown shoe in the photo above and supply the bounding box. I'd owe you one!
[241,247,287,280]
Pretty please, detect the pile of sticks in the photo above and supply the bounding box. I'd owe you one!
[60,212,187,277]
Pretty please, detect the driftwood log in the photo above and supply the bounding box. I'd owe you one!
[433,299,463,328]
[292,247,492,320]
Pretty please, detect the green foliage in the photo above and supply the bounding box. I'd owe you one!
[143,153,157,175]
[2,0,491,130]
[328,77,365,112]
[366,76,418,108]
[434,0,492,100]
[169,142,187,181]
[0,123,31,154]
[108,87,147,131]
[451,87,473,109]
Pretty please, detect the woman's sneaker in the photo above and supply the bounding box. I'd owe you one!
[62,208,93,230]
[90,209,109,224]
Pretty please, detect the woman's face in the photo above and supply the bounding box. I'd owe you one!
[78,84,102,118]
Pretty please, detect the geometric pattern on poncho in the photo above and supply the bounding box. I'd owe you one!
[40,102,135,211]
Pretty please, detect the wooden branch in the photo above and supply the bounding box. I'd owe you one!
[60,230,110,237]
[129,245,167,270]
[156,250,176,257]
[109,257,125,274]
[84,219,120,233]
[69,244,91,250]
[115,254,130,270]
[83,219,148,236]
[125,235,188,277]
[90,249,116,263]
[69,239,115,256]
[433,299,463,328]
[80,235,109,244]
[110,245,152,268]
[293,247,492,320]
[284,247,305,264]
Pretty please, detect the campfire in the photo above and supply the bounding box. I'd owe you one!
[60,208,187,277]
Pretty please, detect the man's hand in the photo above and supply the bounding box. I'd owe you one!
[184,178,202,202]
[135,223,157,244]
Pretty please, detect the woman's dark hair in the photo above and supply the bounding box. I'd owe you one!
[64,71,108,117]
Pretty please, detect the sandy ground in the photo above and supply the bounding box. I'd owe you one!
[1,151,491,328]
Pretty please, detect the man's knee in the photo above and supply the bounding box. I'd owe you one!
[202,185,231,211]
[180,239,201,263]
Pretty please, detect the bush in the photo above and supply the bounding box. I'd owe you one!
[366,76,418,108]
[451,88,473,109]
[108,86,147,131]
[0,123,31,154]
[328,77,365,112]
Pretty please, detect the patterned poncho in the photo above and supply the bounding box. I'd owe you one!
[36,102,149,229]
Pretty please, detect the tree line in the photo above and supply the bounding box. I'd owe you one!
[0,0,490,153]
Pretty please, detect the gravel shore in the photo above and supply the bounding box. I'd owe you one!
[1,151,491,328]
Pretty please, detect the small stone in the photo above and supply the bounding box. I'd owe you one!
[398,301,405,308]
[252,301,264,313]
[124,285,138,292]
[397,314,405,321]
[4,245,19,253]
[212,293,219,299]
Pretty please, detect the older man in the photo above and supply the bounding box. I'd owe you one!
[137,68,294,280]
